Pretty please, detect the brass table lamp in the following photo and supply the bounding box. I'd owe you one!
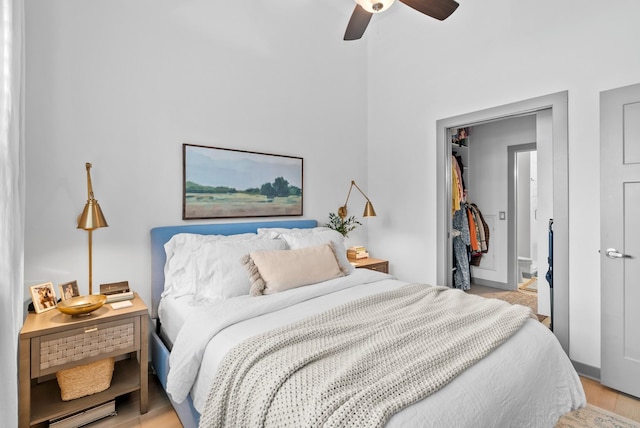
[77,162,108,295]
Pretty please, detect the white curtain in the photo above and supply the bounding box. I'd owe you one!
[0,0,24,426]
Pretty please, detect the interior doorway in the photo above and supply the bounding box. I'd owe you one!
[511,146,539,293]
[435,92,569,353]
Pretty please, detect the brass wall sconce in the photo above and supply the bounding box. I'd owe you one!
[77,163,108,295]
[338,180,377,219]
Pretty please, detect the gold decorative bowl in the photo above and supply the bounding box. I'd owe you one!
[57,295,107,315]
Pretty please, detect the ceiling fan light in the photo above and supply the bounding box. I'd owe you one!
[355,0,395,14]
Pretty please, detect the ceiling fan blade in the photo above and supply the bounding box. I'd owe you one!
[399,0,459,21]
[344,5,373,41]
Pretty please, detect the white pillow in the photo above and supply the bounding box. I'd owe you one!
[278,228,354,274]
[162,232,256,297]
[256,227,325,239]
[242,243,345,296]
[193,237,287,301]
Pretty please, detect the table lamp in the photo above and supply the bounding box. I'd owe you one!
[77,162,108,295]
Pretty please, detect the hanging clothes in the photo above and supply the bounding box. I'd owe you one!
[452,204,471,290]
[467,204,486,252]
[453,155,465,203]
[469,203,490,267]
[454,153,466,191]
[451,156,462,214]
[467,205,480,252]
[471,203,490,253]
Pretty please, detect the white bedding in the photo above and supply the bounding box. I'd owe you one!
[158,294,194,346]
[161,269,585,427]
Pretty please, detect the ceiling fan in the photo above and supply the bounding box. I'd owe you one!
[344,0,459,41]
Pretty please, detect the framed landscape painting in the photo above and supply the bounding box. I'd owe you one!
[183,144,303,219]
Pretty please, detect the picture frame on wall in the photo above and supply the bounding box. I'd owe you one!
[183,144,303,219]
[58,280,80,301]
[29,282,58,313]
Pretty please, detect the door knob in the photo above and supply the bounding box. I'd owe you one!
[605,248,631,259]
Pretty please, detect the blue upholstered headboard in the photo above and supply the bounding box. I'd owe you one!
[149,219,318,319]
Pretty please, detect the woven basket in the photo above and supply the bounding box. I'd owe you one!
[56,357,115,401]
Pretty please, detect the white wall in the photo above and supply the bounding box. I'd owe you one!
[529,151,539,270]
[366,0,640,368]
[23,0,371,309]
[517,151,531,258]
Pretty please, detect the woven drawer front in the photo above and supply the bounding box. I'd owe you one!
[39,322,134,371]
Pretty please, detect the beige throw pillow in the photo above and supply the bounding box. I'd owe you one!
[242,242,346,296]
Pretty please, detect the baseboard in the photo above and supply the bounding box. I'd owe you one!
[571,360,600,381]
[471,277,511,290]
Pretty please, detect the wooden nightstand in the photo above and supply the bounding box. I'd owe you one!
[349,257,389,273]
[19,294,148,428]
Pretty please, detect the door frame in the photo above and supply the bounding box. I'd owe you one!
[435,91,569,354]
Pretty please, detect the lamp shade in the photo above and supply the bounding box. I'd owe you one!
[77,162,108,230]
[77,200,108,230]
[363,200,377,217]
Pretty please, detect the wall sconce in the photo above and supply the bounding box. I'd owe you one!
[338,180,377,219]
[77,163,108,295]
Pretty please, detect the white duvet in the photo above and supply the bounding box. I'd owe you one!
[162,270,585,427]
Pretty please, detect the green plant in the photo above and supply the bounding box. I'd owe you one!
[325,212,362,238]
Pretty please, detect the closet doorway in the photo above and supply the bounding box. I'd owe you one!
[508,144,540,295]
[435,92,569,354]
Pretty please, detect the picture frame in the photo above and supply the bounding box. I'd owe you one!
[29,282,58,313]
[59,280,80,301]
[183,144,303,219]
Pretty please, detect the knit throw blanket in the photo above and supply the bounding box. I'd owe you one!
[199,284,534,428]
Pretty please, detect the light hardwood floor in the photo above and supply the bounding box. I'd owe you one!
[581,376,640,422]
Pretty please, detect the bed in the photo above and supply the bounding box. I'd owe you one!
[149,220,585,428]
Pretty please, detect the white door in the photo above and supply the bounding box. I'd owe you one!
[600,82,640,398]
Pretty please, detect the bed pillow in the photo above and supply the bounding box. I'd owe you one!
[242,243,345,296]
[256,227,321,239]
[277,228,355,274]
[163,232,257,298]
[193,237,287,301]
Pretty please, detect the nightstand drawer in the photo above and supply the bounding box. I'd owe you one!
[349,257,389,274]
[364,261,388,273]
[31,317,139,377]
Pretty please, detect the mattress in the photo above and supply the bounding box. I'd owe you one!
[160,269,585,427]
[158,294,196,347]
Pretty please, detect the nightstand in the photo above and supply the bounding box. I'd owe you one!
[19,294,148,428]
[349,257,389,273]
